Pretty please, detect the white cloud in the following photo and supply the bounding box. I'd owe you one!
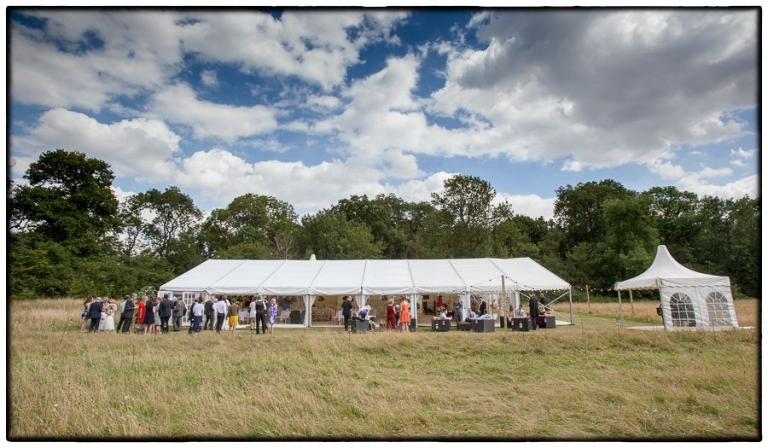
[646,159,687,181]
[171,148,390,213]
[201,70,219,88]
[20,109,180,179]
[11,11,185,111]
[147,83,278,141]
[176,11,407,92]
[730,147,756,167]
[698,166,732,178]
[681,174,758,200]
[497,193,556,220]
[427,10,757,169]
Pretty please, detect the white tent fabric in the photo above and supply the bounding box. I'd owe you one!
[614,245,738,330]
[161,257,570,296]
[159,257,572,326]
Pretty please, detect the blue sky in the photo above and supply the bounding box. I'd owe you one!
[8,8,759,220]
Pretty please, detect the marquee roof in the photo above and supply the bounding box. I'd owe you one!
[614,245,731,290]
[160,257,571,296]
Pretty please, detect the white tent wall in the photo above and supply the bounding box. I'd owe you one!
[615,245,738,330]
[658,284,738,330]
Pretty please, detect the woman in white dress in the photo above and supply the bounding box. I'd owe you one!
[101,298,116,331]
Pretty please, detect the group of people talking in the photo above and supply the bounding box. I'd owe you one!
[79,293,280,336]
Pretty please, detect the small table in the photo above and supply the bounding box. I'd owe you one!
[512,317,531,331]
[431,319,451,332]
[350,318,370,333]
[472,319,495,333]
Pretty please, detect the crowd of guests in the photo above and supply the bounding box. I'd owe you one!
[80,292,555,334]
[79,294,280,336]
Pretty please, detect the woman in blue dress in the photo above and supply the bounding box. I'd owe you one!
[143,297,156,334]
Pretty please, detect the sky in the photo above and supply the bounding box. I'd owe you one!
[7,8,760,221]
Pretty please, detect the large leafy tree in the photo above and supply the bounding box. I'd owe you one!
[553,179,634,254]
[642,186,700,264]
[299,209,383,259]
[431,174,512,257]
[333,194,412,259]
[131,187,203,258]
[10,149,120,255]
[198,193,300,259]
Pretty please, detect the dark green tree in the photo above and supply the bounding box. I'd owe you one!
[430,175,512,257]
[553,179,634,254]
[10,149,120,256]
[132,187,203,258]
[198,193,300,259]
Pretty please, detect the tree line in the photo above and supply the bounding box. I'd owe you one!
[8,149,760,300]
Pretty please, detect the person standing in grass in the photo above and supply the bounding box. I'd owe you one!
[253,295,268,334]
[87,297,103,333]
[268,298,278,334]
[453,297,463,324]
[249,296,258,331]
[528,294,539,331]
[158,294,174,334]
[214,297,227,333]
[135,296,146,333]
[191,297,204,335]
[204,296,214,331]
[342,295,353,331]
[386,298,396,331]
[173,297,186,332]
[144,296,156,335]
[399,297,411,332]
[228,299,240,333]
[80,297,92,333]
[121,294,135,334]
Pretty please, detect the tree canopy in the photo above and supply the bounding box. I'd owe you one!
[8,149,761,300]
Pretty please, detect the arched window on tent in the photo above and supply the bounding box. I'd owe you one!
[706,292,731,327]
[670,293,696,327]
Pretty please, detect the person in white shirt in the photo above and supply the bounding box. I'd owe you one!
[214,298,228,333]
[191,298,204,335]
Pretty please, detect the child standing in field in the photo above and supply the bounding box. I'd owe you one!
[268,298,278,334]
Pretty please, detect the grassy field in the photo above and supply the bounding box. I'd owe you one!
[8,298,760,440]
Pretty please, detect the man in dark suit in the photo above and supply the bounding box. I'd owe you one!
[122,294,135,333]
[173,297,186,332]
[342,296,353,331]
[203,297,214,330]
[528,294,539,331]
[88,298,104,332]
[116,295,129,332]
[158,294,175,334]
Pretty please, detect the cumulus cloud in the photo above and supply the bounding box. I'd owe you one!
[730,147,756,167]
[19,108,180,179]
[11,10,185,111]
[200,70,219,87]
[176,11,408,92]
[147,83,278,141]
[429,10,757,168]
[497,193,556,221]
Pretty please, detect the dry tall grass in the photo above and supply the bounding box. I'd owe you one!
[8,299,759,440]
